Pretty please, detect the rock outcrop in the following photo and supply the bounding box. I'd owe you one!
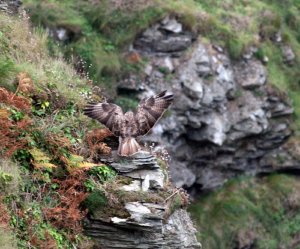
[119,17,297,192]
[0,0,22,14]
[133,16,195,55]
[84,151,201,249]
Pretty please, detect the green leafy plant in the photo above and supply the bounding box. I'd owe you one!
[32,100,50,116]
[84,178,96,192]
[88,165,116,183]
[9,109,25,122]
[63,126,77,144]
[82,189,108,214]
[0,171,13,188]
[12,149,32,170]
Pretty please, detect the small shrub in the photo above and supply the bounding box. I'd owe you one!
[43,171,88,234]
[12,149,32,169]
[285,7,300,33]
[9,109,25,122]
[0,88,31,112]
[0,160,20,195]
[82,189,108,215]
[259,10,282,41]
[0,101,32,158]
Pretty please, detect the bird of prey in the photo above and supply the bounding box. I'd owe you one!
[83,90,173,156]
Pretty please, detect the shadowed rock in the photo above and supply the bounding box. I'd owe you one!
[125,16,296,191]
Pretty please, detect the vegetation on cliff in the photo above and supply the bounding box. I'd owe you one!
[0,11,116,248]
[189,174,300,249]
[1,0,300,248]
[0,10,181,248]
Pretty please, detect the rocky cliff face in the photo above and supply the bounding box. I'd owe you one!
[119,16,297,192]
[84,151,201,249]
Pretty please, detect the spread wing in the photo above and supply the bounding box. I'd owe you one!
[134,90,173,136]
[83,103,124,136]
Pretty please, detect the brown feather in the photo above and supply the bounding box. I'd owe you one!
[83,103,124,136]
[134,91,173,136]
[83,91,173,156]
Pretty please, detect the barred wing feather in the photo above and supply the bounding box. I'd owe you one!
[83,103,124,137]
[135,90,173,136]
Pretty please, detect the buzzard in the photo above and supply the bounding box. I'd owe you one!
[83,90,173,156]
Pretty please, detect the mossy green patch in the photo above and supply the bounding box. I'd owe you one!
[83,189,108,215]
[189,174,300,249]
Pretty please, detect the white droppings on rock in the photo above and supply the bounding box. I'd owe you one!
[111,217,127,223]
[141,174,150,191]
[56,28,67,41]
[121,180,141,192]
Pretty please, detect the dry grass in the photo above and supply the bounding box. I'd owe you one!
[0,11,48,65]
[0,11,90,107]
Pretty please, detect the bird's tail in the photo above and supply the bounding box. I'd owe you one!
[118,137,141,157]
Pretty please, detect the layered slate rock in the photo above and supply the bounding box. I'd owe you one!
[133,16,195,55]
[84,151,201,249]
[119,16,297,191]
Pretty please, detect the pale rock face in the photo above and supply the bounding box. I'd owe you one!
[234,60,267,89]
[170,161,196,188]
[0,0,22,14]
[121,180,141,191]
[125,202,152,222]
[155,57,174,73]
[161,16,183,33]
